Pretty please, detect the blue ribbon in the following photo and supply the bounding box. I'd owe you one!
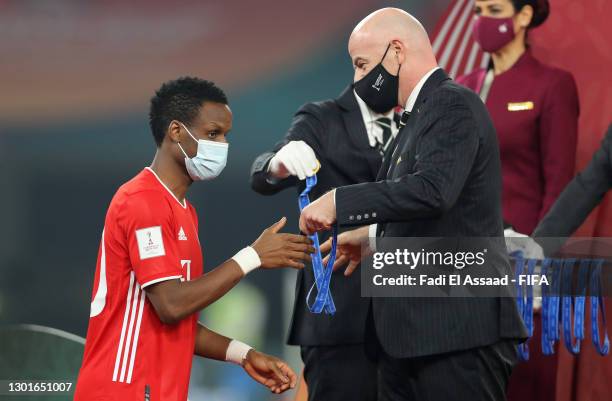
[512,255,609,359]
[513,252,536,361]
[540,258,557,355]
[298,175,337,315]
[561,258,585,355]
[589,259,609,356]
[548,259,563,354]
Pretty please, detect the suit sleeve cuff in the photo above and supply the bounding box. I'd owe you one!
[251,152,275,176]
[257,153,284,185]
[336,184,378,226]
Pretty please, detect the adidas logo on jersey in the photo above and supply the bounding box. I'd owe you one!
[178,227,188,241]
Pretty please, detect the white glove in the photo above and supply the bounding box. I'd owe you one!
[504,228,544,260]
[268,141,319,180]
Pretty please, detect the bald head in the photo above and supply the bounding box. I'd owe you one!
[349,8,438,106]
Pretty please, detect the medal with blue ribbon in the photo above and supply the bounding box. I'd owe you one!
[545,259,563,354]
[561,258,586,355]
[298,174,337,315]
[589,259,609,356]
[512,253,609,359]
[540,258,556,355]
[513,251,536,361]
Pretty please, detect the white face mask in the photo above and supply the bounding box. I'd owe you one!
[176,122,228,181]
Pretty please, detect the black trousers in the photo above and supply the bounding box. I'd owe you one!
[301,343,377,401]
[377,340,519,401]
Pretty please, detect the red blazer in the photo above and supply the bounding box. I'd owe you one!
[457,51,579,234]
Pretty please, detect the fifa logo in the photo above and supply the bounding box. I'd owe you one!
[372,73,384,91]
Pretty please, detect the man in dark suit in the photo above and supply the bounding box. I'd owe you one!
[250,66,399,399]
[534,124,612,239]
[505,124,612,257]
[300,8,526,401]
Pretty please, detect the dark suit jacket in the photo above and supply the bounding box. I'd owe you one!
[534,124,612,249]
[250,86,382,346]
[335,69,527,358]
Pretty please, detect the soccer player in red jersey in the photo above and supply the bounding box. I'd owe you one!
[74,77,314,401]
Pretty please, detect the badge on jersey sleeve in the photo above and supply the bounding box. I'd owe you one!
[135,226,166,259]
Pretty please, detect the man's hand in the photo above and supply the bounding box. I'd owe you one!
[299,190,336,235]
[251,217,315,269]
[268,141,320,180]
[242,350,297,394]
[321,226,371,276]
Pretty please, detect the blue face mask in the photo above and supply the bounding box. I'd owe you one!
[176,122,228,181]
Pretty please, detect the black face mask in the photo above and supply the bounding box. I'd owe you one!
[353,43,401,114]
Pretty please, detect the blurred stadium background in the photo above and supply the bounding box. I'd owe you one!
[0,1,610,400]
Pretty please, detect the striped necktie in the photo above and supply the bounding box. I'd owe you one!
[375,117,393,156]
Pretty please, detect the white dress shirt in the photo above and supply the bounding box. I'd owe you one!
[354,90,399,148]
[331,92,400,207]
[405,67,440,112]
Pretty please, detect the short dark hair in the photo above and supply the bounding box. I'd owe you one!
[148,77,228,146]
[510,0,550,28]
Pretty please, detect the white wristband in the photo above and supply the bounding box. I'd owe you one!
[226,339,253,365]
[231,246,261,275]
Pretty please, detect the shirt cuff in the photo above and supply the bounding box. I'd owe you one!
[265,156,283,184]
[368,224,378,252]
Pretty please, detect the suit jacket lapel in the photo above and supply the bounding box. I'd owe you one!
[336,86,380,178]
[385,69,451,178]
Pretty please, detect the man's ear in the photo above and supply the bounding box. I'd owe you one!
[392,39,405,67]
[167,120,182,143]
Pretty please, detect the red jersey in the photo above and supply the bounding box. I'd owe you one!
[74,167,203,401]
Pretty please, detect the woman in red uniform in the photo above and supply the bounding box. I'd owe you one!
[458,0,578,235]
[457,1,579,401]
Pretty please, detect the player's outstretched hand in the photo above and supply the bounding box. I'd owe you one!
[242,350,297,394]
[251,217,315,269]
[321,226,371,276]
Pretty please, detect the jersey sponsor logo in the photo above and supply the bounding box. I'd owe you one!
[135,226,165,259]
[178,226,187,241]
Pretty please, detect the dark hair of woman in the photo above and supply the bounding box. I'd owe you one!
[511,0,550,28]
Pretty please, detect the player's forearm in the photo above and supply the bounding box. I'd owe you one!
[194,324,253,366]
[194,323,232,361]
[177,260,246,317]
[146,260,245,324]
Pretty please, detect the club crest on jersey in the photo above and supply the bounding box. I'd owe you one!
[178,226,188,241]
[135,226,165,259]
